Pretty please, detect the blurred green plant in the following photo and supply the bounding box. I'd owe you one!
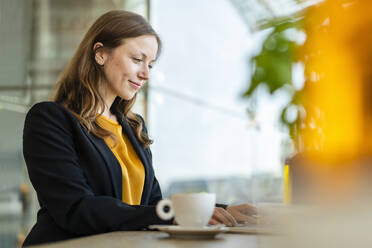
[243,17,305,142]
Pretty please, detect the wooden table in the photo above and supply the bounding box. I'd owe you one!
[30,231,259,248]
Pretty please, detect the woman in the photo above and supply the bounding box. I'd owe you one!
[23,10,256,246]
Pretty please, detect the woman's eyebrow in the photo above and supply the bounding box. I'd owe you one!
[139,52,156,62]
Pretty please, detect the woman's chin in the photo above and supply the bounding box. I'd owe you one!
[119,92,136,101]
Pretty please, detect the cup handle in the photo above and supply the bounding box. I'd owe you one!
[156,199,174,220]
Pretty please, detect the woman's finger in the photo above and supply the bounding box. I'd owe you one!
[230,210,257,224]
[212,208,237,227]
[218,208,238,226]
[241,204,258,215]
[233,204,257,215]
[208,218,221,225]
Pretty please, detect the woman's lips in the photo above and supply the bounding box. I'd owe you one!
[129,80,141,89]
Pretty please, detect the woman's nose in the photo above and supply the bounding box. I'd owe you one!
[138,65,149,80]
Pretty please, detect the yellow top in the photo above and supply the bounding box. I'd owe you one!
[96,115,145,205]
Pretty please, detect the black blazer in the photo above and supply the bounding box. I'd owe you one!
[22,101,172,246]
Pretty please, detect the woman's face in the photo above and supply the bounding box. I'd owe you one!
[97,35,158,103]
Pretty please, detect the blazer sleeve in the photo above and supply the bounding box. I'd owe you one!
[149,173,163,205]
[23,103,171,235]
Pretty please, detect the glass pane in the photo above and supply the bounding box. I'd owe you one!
[150,0,286,205]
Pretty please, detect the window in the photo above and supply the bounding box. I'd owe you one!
[149,0,286,204]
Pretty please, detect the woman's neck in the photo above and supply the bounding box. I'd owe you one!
[101,97,118,122]
[102,109,117,122]
[98,84,117,121]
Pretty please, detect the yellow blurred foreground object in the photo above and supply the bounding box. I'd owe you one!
[301,0,372,162]
[295,0,372,203]
[260,2,372,246]
[283,165,291,205]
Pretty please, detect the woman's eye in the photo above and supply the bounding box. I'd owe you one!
[133,57,153,69]
[132,58,142,63]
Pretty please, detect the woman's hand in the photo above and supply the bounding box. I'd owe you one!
[209,204,258,227]
[226,204,257,224]
[208,207,238,227]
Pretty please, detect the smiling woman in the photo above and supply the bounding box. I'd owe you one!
[23,10,166,246]
[22,9,256,247]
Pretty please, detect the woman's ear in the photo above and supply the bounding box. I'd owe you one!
[93,42,106,66]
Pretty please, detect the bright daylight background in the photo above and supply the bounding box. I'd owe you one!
[148,0,289,204]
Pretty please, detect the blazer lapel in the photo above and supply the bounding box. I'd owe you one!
[82,127,122,199]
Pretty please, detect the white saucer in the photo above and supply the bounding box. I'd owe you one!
[148,225,229,239]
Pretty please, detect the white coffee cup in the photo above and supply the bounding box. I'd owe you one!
[156,193,216,227]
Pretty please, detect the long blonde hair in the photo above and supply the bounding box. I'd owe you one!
[52,10,161,148]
